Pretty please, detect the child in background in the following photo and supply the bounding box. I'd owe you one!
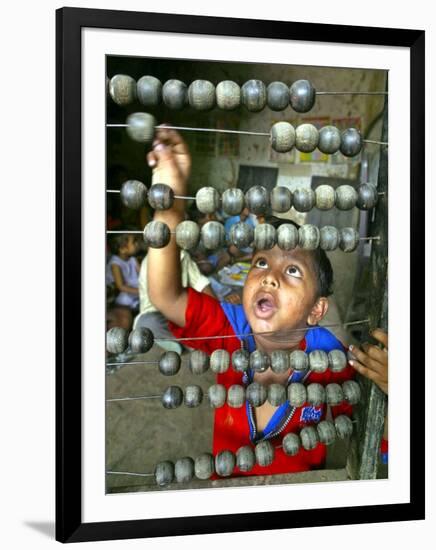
[146,128,388,476]
[106,234,140,312]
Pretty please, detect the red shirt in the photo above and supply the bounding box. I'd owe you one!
[169,288,356,477]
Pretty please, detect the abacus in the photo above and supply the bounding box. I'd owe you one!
[106,61,388,493]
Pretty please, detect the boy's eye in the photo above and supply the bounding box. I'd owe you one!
[254,258,268,269]
[286,265,302,278]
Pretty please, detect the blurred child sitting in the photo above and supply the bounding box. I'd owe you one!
[106,234,140,312]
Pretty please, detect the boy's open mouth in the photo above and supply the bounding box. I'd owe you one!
[253,292,278,320]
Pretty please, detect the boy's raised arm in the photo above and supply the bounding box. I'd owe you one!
[146,128,191,327]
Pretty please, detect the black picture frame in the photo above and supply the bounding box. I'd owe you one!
[56,7,425,543]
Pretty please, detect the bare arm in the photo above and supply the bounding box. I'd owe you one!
[147,129,191,327]
[111,263,139,295]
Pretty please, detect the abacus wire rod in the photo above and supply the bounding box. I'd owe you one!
[107,471,154,477]
[363,139,389,146]
[154,318,370,343]
[106,123,270,137]
[107,395,162,402]
[316,91,388,96]
[105,189,196,200]
[106,360,160,366]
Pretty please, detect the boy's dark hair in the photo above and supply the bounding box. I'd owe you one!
[264,216,334,297]
[108,234,131,255]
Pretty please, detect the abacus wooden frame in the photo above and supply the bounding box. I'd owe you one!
[56,6,425,543]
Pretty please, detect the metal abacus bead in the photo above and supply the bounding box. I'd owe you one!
[158,351,182,376]
[287,383,307,407]
[126,112,156,143]
[195,453,215,480]
[289,79,316,113]
[245,185,270,215]
[340,128,363,157]
[356,183,378,210]
[282,433,301,456]
[109,74,137,106]
[137,75,162,107]
[270,350,290,374]
[175,220,200,250]
[298,224,320,250]
[120,180,148,209]
[162,79,187,110]
[215,450,236,477]
[216,80,241,110]
[293,187,315,212]
[208,384,227,408]
[317,420,337,445]
[148,184,174,210]
[106,327,128,354]
[222,188,245,216]
[200,221,225,250]
[342,380,362,405]
[231,349,250,373]
[289,350,309,371]
[318,125,341,154]
[227,385,245,408]
[189,349,210,374]
[307,383,326,406]
[315,185,336,210]
[155,460,174,487]
[184,385,203,408]
[250,350,270,373]
[255,440,275,467]
[270,122,296,153]
[270,186,292,213]
[196,186,220,214]
[175,457,195,483]
[319,225,340,251]
[210,349,230,373]
[267,81,290,111]
[300,426,319,451]
[143,220,171,248]
[277,223,299,250]
[188,80,215,111]
[241,79,267,112]
[328,349,347,373]
[326,383,344,406]
[246,382,267,407]
[254,223,276,250]
[339,227,360,252]
[236,446,256,472]
[162,386,184,409]
[335,185,358,210]
[229,221,254,249]
[309,350,329,374]
[334,414,353,439]
[267,383,287,406]
[295,123,319,153]
[128,327,154,354]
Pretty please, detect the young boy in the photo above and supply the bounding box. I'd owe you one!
[146,128,388,476]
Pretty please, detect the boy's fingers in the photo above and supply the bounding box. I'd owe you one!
[361,343,388,363]
[155,127,188,150]
[348,345,384,374]
[349,359,378,382]
[146,151,157,168]
[370,328,388,349]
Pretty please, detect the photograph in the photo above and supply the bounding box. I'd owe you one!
[56,6,425,542]
[104,57,389,494]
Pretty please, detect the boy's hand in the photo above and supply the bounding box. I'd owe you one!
[348,329,388,394]
[147,127,191,198]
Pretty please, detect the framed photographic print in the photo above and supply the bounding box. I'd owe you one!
[56,6,425,543]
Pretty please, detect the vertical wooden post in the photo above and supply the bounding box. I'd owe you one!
[347,87,388,480]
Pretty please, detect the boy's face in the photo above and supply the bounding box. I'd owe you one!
[242,245,326,336]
